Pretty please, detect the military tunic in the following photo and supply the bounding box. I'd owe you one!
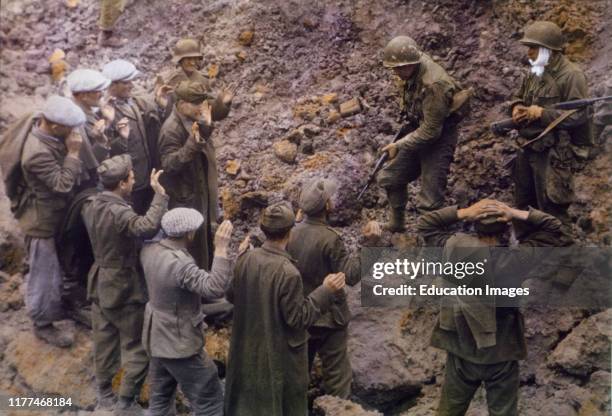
[286,216,361,398]
[141,239,231,415]
[377,52,463,213]
[224,243,334,416]
[417,206,564,416]
[158,108,218,269]
[82,190,168,398]
[510,53,590,232]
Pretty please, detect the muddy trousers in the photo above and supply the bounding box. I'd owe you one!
[307,326,352,399]
[513,147,574,238]
[92,302,148,399]
[437,353,518,416]
[99,0,125,31]
[377,123,457,214]
[148,352,224,416]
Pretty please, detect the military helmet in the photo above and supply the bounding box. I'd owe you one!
[520,21,564,51]
[382,36,420,68]
[173,38,203,64]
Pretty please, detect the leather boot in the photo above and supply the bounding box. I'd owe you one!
[383,188,407,232]
[33,324,73,348]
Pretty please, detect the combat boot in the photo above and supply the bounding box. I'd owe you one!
[383,187,407,232]
[96,383,116,411]
[383,207,406,233]
[98,30,126,48]
[115,396,144,416]
[33,324,73,348]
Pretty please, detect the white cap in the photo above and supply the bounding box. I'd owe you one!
[102,59,140,82]
[162,208,204,237]
[42,95,87,127]
[66,69,111,93]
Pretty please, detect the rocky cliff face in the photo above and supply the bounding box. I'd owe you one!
[0,0,610,414]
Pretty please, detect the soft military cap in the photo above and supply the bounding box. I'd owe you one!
[260,202,295,231]
[97,154,133,186]
[67,69,111,93]
[175,80,210,103]
[42,95,87,127]
[474,214,508,235]
[299,178,334,215]
[162,207,204,237]
[102,59,140,82]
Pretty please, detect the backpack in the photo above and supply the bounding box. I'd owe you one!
[0,112,38,214]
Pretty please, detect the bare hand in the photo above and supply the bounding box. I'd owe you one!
[524,105,543,121]
[362,220,382,242]
[295,209,304,223]
[457,199,497,222]
[155,84,174,108]
[92,119,107,141]
[100,98,116,122]
[220,83,236,106]
[149,169,166,196]
[238,234,252,255]
[200,100,213,126]
[214,220,233,257]
[323,272,346,292]
[116,117,130,139]
[512,105,527,124]
[190,121,202,143]
[65,130,83,155]
[381,143,398,159]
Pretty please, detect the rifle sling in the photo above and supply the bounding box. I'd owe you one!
[519,109,579,148]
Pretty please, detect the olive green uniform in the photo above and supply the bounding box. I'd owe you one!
[377,53,462,214]
[82,190,168,399]
[417,206,564,416]
[510,53,590,236]
[225,242,334,416]
[98,0,124,31]
[286,217,361,398]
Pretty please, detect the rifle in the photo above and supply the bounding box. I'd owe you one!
[357,124,413,201]
[490,95,612,136]
[498,95,612,168]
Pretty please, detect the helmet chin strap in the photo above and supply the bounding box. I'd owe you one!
[529,47,551,77]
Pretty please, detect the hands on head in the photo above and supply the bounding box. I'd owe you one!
[458,199,527,223]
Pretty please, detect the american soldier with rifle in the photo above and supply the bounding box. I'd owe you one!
[365,36,470,232]
[500,21,595,246]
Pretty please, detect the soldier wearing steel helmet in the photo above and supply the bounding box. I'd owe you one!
[509,21,591,252]
[157,38,234,122]
[376,36,469,232]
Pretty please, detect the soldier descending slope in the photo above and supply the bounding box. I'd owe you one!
[376,36,469,232]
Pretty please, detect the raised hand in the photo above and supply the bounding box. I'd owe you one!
[200,100,213,126]
[65,130,83,156]
[116,117,130,139]
[100,97,116,122]
[149,168,166,196]
[214,220,234,258]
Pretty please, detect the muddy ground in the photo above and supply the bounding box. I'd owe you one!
[0,0,610,415]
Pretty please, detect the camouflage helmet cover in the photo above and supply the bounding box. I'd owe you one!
[383,36,421,68]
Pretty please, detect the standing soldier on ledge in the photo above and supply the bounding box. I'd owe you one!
[509,21,591,245]
[377,36,468,232]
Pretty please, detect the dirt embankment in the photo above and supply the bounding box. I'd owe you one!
[0,0,610,414]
